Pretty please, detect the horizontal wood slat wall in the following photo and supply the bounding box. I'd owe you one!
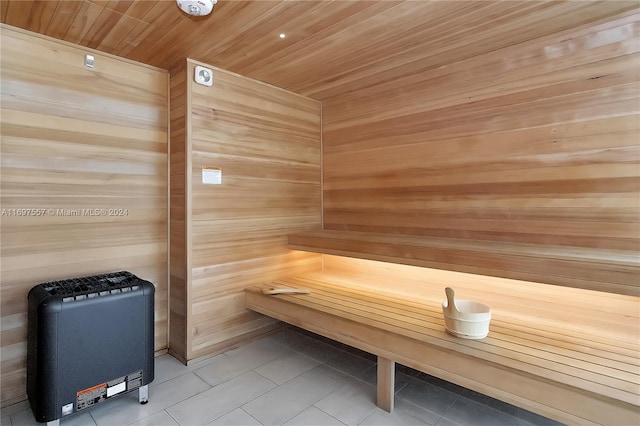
[321,11,640,295]
[0,26,169,407]
[170,60,322,361]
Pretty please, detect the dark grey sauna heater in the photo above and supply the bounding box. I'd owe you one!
[27,271,155,425]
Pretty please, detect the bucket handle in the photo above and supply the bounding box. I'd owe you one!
[444,287,459,314]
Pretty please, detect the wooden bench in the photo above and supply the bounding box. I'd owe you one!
[246,270,640,425]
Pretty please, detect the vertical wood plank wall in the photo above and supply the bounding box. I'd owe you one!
[321,11,640,293]
[168,62,190,363]
[0,26,169,406]
[170,60,322,361]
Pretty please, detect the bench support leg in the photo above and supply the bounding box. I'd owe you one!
[377,356,395,412]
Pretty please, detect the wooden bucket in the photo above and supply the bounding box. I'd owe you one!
[442,287,491,339]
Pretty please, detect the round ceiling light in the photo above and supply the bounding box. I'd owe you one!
[177,0,217,16]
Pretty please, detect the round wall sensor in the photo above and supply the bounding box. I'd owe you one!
[177,0,217,16]
[194,65,213,87]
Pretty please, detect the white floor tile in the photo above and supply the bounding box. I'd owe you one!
[9,409,38,426]
[223,336,293,368]
[254,352,320,385]
[195,344,290,387]
[296,339,346,363]
[242,366,343,426]
[206,408,262,426]
[324,351,375,378]
[309,364,353,384]
[396,377,458,417]
[435,417,461,426]
[2,401,30,417]
[283,407,346,426]
[9,403,93,425]
[61,412,97,426]
[153,353,221,386]
[439,396,536,426]
[153,354,189,385]
[90,373,210,426]
[314,379,377,426]
[129,410,179,426]
[167,372,276,426]
[194,338,293,388]
[5,330,560,426]
[359,399,437,426]
[360,365,413,394]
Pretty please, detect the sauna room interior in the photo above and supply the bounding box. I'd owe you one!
[0,1,639,426]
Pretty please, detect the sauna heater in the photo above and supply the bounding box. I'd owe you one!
[27,271,155,425]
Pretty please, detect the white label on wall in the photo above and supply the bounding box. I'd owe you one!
[202,167,222,184]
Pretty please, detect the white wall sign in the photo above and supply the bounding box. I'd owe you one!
[202,167,222,184]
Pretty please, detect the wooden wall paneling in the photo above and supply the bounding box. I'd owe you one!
[22,0,62,36]
[125,4,197,67]
[318,11,640,295]
[0,26,168,407]
[290,231,639,296]
[96,13,137,51]
[44,0,85,39]
[112,1,169,58]
[168,61,191,363]
[323,10,640,131]
[140,1,283,72]
[63,1,106,45]
[81,7,125,49]
[186,59,322,359]
[223,1,402,77]
[299,2,640,100]
[104,0,134,15]
[3,1,638,102]
[1,1,9,23]
[176,1,335,74]
[4,0,34,29]
[124,0,157,21]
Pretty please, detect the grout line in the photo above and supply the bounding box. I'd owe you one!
[250,368,280,387]
[313,404,351,426]
[240,407,266,426]
[394,379,410,395]
[165,408,181,426]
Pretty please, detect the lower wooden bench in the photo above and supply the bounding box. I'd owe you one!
[245,272,640,426]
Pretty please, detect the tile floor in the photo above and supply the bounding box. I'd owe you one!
[3,327,563,426]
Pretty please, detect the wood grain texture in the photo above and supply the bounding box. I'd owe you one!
[319,11,640,295]
[168,61,190,363]
[290,230,640,296]
[169,59,322,361]
[0,26,168,407]
[246,263,640,425]
[376,357,394,412]
[2,1,637,101]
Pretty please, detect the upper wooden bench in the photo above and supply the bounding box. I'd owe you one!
[246,270,640,426]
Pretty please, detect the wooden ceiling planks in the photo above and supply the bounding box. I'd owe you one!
[1,1,639,100]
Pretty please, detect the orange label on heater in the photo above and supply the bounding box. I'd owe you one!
[77,383,106,396]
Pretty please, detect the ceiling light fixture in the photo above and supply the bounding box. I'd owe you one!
[177,0,217,16]
[279,33,286,39]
